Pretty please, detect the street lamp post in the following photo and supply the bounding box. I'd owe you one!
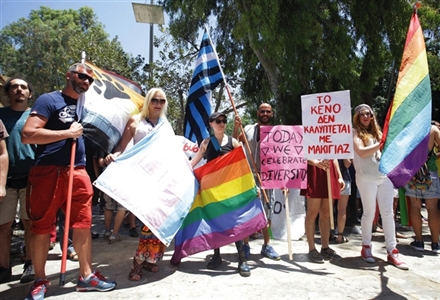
[132,1,165,75]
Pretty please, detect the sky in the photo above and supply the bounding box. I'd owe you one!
[0,0,168,62]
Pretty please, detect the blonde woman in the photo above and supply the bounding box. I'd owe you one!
[353,104,408,270]
[105,88,169,281]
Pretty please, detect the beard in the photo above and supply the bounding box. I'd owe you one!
[258,115,271,125]
[70,77,88,94]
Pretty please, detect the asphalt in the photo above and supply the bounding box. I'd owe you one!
[1,208,439,300]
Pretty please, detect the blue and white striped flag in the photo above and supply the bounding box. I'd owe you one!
[184,29,224,145]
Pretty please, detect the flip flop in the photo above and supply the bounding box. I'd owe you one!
[336,234,349,244]
[67,252,79,261]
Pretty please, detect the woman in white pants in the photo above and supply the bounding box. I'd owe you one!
[353,104,408,270]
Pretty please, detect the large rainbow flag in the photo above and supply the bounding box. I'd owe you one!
[379,12,431,188]
[170,146,267,265]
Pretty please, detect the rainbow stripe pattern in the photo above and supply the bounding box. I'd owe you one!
[170,146,267,264]
[379,12,431,188]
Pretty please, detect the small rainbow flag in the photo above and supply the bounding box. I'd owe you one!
[170,146,267,265]
[379,12,431,188]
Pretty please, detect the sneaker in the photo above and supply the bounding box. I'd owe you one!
[108,233,122,244]
[431,242,440,254]
[361,245,375,263]
[261,244,281,260]
[207,254,222,270]
[76,270,117,292]
[308,249,324,264]
[238,251,251,277]
[25,279,50,300]
[21,263,35,283]
[410,240,424,251]
[351,225,362,234]
[320,247,341,260]
[243,244,251,259]
[129,227,139,237]
[104,231,111,240]
[387,249,409,270]
[0,267,11,284]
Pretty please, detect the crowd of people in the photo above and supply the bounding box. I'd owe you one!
[0,66,439,300]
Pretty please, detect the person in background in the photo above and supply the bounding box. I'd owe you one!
[0,119,10,283]
[0,78,35,284]
[22,63,117,299]
[404,124,440,253]
[233,103,280,260]
[352,104,408,270]
[335,159,352,243]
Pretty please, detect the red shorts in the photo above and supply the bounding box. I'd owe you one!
[27,165,93,234]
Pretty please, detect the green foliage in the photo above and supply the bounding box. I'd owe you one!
[160,0,439,125]
[0,6,147,102]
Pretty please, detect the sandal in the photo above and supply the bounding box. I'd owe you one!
[67,252,79,261]
[336,233,349,244]
[128,257,142,281]
[108,233,122,244]
[142,262,159,273]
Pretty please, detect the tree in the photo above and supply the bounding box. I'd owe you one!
[160,0,439,124]
[0,6,145,101]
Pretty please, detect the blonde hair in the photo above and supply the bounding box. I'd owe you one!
[352,108,382,146]
[136,88,168,121]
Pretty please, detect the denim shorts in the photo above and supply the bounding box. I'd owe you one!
[340,180,351,196]
[404,171,440,199]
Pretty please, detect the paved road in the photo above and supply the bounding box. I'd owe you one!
[1,211,439,300]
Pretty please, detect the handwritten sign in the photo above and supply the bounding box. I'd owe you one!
[301,90,353,159]
[260,125,307,189]
[175,135,206,168]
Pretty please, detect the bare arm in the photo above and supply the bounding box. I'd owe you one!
[353,134,380,158]
[0,139,8,200]
[233,115,243,141]
[104,116,136,164]
[22,114,82,144]
[232,137,241,149]
[191,138,209,168]
[333,159,345,191]
[343,159,352,169]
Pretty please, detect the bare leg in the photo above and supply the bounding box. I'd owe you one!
[112,210,126,235]
[305,198,321,251]
[409,197,423,241]
[0,222,13,269]
[31,232,50,279]
[319,199,331,249]
[22,219,32,261]
[426,198,439,243]
[72,228,92,278]
[336,195,349,242]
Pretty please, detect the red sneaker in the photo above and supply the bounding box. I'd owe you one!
[387,249,409,270]
[361,245,375,263]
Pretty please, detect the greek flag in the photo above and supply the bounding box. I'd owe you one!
[184,29,224,145]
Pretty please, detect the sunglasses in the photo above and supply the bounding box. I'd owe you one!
[359,112,372,118]
[71,71,94,84]
[151,98,166,105]
[215,119,227,124]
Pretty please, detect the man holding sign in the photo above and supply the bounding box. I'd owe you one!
[234,103,280,261]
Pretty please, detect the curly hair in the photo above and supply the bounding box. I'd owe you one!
[352,110,382,146]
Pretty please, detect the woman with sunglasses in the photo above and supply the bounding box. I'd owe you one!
[353,104,408,270]
[190,112,251,277]
[104,88,169,281]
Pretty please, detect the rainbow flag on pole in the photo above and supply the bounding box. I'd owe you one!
[379,12,431,188]
[170,146,267,265]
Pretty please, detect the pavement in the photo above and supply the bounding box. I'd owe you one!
[1,208,440,300]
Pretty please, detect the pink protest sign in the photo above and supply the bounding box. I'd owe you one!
[260,125,307,189]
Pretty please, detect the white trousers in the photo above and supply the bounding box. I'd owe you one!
[357,176,396,252]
